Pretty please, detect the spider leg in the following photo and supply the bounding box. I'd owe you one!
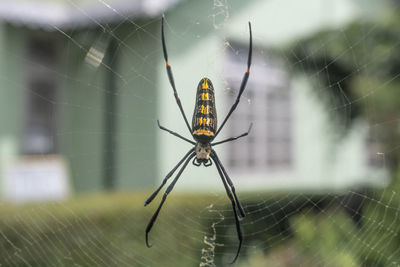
[144,147,195,206]
[211,154,243,264]
[157,120,196,145]
[161,16,192,135]
[212,123,252,146]
[212,150,245,218]
[145,152,196,248]
[215,22,252,137]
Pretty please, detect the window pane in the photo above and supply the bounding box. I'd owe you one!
[225,42,292,173]
[22,37,59,155]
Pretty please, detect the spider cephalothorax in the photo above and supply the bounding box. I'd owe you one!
[145,16,252,264]
[193,142,212,166]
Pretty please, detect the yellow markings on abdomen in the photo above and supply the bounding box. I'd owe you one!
[193,129,215,136]
[195,117,216,129]
[200,105,210,114]
[202,79,209,89]
[201,93,209,101]
[197,117,211,126]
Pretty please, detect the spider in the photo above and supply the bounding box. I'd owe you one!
[144,16,252,264]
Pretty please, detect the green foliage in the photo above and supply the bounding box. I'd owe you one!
[2,187,400,266]
[0,193,213,267]
[237,210,359,267]
[237,167,400,266]
[292,211,359,267]
[356,167,400,266]
[0,192,335,266]
[0,193,306,266]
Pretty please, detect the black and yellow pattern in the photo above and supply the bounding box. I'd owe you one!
[192,78,217,142]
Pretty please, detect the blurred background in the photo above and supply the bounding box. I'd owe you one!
[0,0,399,266]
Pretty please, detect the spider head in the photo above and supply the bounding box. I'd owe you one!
[195,142,211,161]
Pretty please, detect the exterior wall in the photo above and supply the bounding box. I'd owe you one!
[114,22,159,190]
[59,30,105,193]
[0,21,160,197]
[0,25,26,198]
[60,23,160,192]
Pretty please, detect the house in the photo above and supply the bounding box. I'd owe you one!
[0,0,388,202]
[0,0,182,202]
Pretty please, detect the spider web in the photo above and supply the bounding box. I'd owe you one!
[1,0,400,266]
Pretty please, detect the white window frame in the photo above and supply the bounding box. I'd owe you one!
[223,44,292,174]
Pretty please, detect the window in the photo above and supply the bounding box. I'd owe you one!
[224,43,292,172]
[22,36,59,155]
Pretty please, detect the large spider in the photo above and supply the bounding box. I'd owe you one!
[145,16,252,263]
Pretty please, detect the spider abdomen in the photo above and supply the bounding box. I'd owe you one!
[192,78,217,143]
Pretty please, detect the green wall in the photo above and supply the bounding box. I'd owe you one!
[114,21,159,190]
[0,25,26,198]
[60,22,159,193]
[59,30,104,193]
